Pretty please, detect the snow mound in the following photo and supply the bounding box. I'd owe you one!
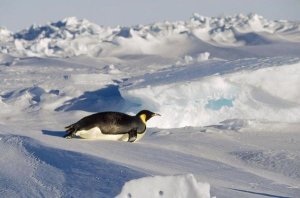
[14,17,106,41]
[120,57,300,128]
[116,174,210,198]
[0,27,13,42]
[2,13,300,58]
[0,27,14,54]
[10,17,114,57]
[103,64,121,74]
[1,86,49,111]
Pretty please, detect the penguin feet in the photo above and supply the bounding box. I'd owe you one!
[64,135,73,139]
[128,129,137,143]
[128,136,137,143]
[64,132,74,139]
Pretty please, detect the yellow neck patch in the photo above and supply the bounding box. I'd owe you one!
[139,114,147,124]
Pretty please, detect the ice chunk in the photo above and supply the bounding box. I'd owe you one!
[116,174,210,198]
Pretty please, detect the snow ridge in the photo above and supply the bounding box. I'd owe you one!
[1,13,300,57]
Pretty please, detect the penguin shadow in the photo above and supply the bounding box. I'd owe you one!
[42,129,66,138]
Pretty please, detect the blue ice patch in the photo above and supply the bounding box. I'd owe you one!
[206,98,234,110]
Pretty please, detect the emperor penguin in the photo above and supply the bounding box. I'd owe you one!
[64,110,160,142]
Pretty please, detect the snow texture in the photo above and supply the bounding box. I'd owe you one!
[0,13,300,198]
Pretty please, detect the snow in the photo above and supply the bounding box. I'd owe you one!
[0,132,146,197]
[2,13,300,58]
[120,57,300,128]
[0,13,300,197]
[116,174,211,198]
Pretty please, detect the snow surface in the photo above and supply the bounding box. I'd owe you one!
[0,14,300,197]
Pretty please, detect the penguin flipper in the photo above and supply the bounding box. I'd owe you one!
[128,129,137,143]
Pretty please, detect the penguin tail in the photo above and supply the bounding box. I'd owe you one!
[64,123,80,139]
[65,123,74,130]
[65,123,77,133]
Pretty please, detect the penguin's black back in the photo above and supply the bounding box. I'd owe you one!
[73,111,146,134]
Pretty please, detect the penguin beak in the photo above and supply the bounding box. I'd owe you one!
[153,113,161,117]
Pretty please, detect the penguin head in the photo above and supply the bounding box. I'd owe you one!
[136,110,161,124]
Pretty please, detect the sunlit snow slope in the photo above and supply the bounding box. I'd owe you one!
[120,57,300,128]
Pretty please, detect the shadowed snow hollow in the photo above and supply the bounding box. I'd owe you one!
[116,174,210,198]
[120,57,300,128]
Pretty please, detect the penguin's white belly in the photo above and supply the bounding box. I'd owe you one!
[75,127,128,141]
[75,127,145,142]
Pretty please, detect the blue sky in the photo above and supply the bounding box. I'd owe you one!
[1,0,300,31]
